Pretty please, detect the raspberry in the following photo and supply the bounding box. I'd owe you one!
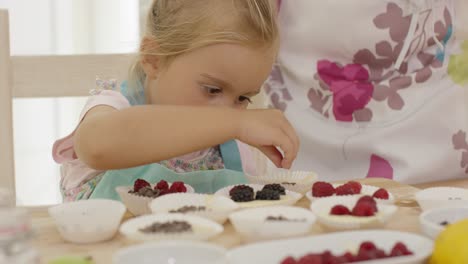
[373,188,389,200]
[263,184,286,195]
[229,185,253,196]
[255,189,281,200]
[352,201,377,217]
[335,184,356,196]
[281,256,297,264]
[133,179,150,192]
[346,181,362,193]
[356,195,378,212]
[169,182,187,193]
[230,186,255,202]
[297,254,322,264]
[312,182,335,197]
[341,252,354,262]
[375,249,387,259]
[321,251,340,264]
[359,241,377,252]
[355,250,374,261]
[155,180,169,191]
[390,242,412,257]
[330,205,351,215]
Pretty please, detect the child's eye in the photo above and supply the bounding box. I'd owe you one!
[238,96,252,104]
[204,85,222,95]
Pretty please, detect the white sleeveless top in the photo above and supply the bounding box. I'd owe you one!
[267,0,468,183]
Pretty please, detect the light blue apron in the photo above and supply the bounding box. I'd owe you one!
[90,82,247,200]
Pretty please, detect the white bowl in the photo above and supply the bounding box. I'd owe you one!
[306,184,395,204]
[310,196,397,231]
[48,199,126,244]
[214,184,302,209]
[113,241,228,264]
[119,213,223,242]
[246,170,318,194]
[116,183,195,216]
[227,230,433,264]
[149,193,239,224]
[415,187,468,211]
[229,206,316,242]
[419,206,468,239]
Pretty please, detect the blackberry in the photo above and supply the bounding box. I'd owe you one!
[255,189,280,200]
[262,184,286,195]
[229,185,254,196]
[230,186,255,202]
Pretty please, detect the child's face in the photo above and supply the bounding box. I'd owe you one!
[144,43,277,109]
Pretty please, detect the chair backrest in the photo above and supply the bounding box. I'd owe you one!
[0,9,135,203]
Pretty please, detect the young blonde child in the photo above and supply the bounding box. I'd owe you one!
[52,0,299,201]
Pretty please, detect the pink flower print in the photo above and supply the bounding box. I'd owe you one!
[317,60,374,122]
[366,154,394,180]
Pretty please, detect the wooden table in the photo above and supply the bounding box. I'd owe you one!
[29,178,465,264]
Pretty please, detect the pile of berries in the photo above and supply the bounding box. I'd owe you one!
[312,181,389,200]
[281,241,413,264]
[129,179,187,198]
[229,184,286,202]
[329,196,378,217]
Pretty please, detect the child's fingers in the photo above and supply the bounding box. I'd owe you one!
[272,131,296,169]
[280,118,300,157]
[258,145,283,168]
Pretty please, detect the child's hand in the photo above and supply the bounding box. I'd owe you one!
[236,109,299,169]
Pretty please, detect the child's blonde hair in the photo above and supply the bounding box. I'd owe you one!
[128,0,278,101]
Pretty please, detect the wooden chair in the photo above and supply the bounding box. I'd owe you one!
[0,9,135,203]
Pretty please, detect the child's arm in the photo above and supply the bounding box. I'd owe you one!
[74,105,299,170]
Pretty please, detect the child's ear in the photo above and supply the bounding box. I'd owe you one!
[140,37,160,80]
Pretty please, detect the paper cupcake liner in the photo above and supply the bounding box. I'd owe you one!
[229,206,316,241]
[48,199,126,244]
[149,193,239,224]
[215,184,303,209]
[116,183,195,216]
[310,196,397,231]
[306,184,395,204]
[119,213,223,242]
[415,187,468,211]
[246,170,318,195]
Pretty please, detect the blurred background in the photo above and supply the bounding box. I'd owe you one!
[0,0,150,206]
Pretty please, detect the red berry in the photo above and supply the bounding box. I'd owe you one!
[355,250,375,261]
[322,250,338,264]
[375,249,387,259]
[335,184,356,196]
[341,252,354,262]
[356,195,378,212]
[155,180,169,190]
[133,179,150,192]
[359,241,377,252]
[169,181,187,193]
[373,188,389,200]
[281,256,297,264]
[312,182,335,197]
[390,242,412,257]
[357,195,376,204]
[352,201,377,217]
[346,181,362,194]
[330,205,351,215]
[297,254,322,264]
